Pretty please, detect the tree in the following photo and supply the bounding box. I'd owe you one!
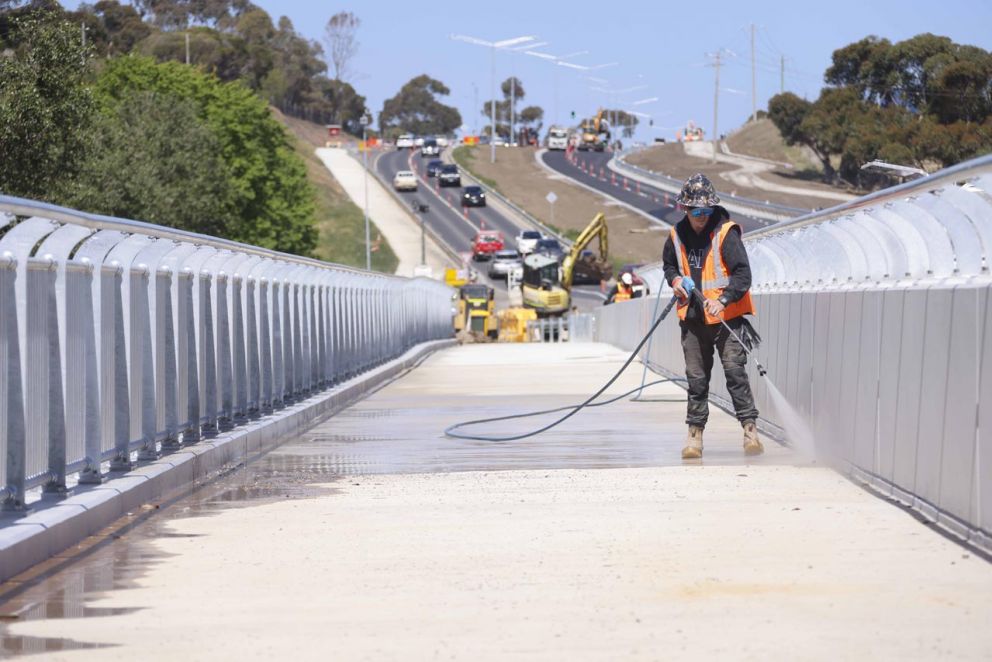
[380,74,462,137]
[323,10,359,82]
[94,56,317,254]
[0,11,95,200]
[768,92,812,146]
[60,90,236,238]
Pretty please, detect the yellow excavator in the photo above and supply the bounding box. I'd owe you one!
[579,109,610,151]
[521,213,611,316]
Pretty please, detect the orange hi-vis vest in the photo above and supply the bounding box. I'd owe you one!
[670,220,755,325]
[614,283,633,302]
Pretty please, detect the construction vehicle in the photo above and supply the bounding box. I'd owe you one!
[455,284,498,339]
[520,212,611,316]
[444,267,468,288]
[677,120,704,142]
[578,110,610,151]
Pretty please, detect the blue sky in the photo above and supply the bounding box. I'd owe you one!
[65,1,992,141]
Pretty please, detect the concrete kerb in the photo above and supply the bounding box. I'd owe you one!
[534,149,668,229]
[0,338,456,583]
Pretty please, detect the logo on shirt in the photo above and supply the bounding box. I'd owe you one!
[687,248,706,270]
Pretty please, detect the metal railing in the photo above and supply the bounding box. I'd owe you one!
[599,154,992,552]
[0,195,453,509]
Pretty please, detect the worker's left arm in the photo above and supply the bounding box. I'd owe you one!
[717,226,752,306]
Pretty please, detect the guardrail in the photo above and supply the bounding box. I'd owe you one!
[0,194,453,509]
[600,153,992,553]
[612,145,811,219]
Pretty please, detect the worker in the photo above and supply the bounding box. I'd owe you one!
[662,173,762,459]
[604,271,637,305]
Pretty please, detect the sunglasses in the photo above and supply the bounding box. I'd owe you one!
[688,207,714,218]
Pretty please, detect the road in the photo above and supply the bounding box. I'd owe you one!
[541,149,772,233]
[375,148,606,309]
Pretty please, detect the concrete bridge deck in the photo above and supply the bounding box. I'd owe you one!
[2,343,991,660]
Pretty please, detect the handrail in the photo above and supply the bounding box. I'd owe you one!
[0,194,391,279]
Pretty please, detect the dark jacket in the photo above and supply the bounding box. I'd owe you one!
[661,206,752,322]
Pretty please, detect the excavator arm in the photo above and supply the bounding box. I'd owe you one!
[561,212,609,290]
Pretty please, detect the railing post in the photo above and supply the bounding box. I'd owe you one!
[130,263,157,462]
[155,265,179,451]
[177,267,199,443]
[231,274,247,418]
[27,255,67,493]
[102,261,131,472]
[198,270,217,435]
[258,277,273,409]
[245,276,260,414]
[67,258,102,483]
[215,271,233,426]
[1,251,26,510]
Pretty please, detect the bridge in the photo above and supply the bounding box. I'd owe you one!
[0,152,991,658]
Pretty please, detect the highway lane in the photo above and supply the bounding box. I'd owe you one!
[541,149,771,233]
[376,147,606,310]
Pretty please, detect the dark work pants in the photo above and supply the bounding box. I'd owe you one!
[680,318,759,428]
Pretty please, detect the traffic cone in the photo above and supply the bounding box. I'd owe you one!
[611,172,616,186]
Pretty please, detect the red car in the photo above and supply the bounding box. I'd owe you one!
[472,231,504,261]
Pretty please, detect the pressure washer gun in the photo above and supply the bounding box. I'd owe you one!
[682,279,768,377]
[659,276,694,320]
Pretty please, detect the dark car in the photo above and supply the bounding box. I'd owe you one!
[426,160,444,177]
[438,164,461,187]
[462,185,486,207]
[534,237,565,262]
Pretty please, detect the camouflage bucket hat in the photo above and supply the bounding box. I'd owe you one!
[676,173,720,207]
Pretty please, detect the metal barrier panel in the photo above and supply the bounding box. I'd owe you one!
[594,277,992,549]
[0,194,453,508]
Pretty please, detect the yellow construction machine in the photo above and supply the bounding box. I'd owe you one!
[579,109,610,151]
[521,213,611,316]
[454,283,498,339]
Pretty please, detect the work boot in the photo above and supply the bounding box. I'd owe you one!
[681,426,704,460]
[742,420,764,456]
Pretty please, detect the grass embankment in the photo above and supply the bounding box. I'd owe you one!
[275,110,398,273]
[451,145,662,265]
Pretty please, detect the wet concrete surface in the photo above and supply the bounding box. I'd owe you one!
[0,343,795,655]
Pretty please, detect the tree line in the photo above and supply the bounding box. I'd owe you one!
[1,6,316,254]
[768,33,992,187]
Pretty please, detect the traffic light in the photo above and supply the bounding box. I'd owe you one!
[570,110,575,119]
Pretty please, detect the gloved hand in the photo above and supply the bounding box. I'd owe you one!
[672,277,690,301]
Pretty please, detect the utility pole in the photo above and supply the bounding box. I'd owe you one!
[361,110,371,270]
[185,32,190,65]
[491,45,497,163]
[710,51,722,163]
[472,82,479,136]
[81,22,86,48]
[511,76,516,146]
[750,24,757,122]
[780,55,785,93]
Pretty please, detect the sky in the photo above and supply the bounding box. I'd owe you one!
[64,0,992,142]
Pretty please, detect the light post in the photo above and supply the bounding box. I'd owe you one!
[451,33,537,163]
[360,109,371,271]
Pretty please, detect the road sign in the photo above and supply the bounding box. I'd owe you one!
[546,192,558,204]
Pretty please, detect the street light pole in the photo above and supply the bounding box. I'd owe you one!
[361,110,371,270]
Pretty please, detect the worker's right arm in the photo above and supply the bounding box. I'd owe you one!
[662,236,688,299]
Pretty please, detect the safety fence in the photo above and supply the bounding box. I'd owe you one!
[600,154,992,552]
[0,195,453,510]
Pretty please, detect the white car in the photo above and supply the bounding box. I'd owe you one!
[414,136,425,147]
[393,170,418,191]
[516,229,544,254]
[396,133,414,149]
[435,136,450,147]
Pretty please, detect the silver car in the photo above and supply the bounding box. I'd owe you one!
[487,249,523,280]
